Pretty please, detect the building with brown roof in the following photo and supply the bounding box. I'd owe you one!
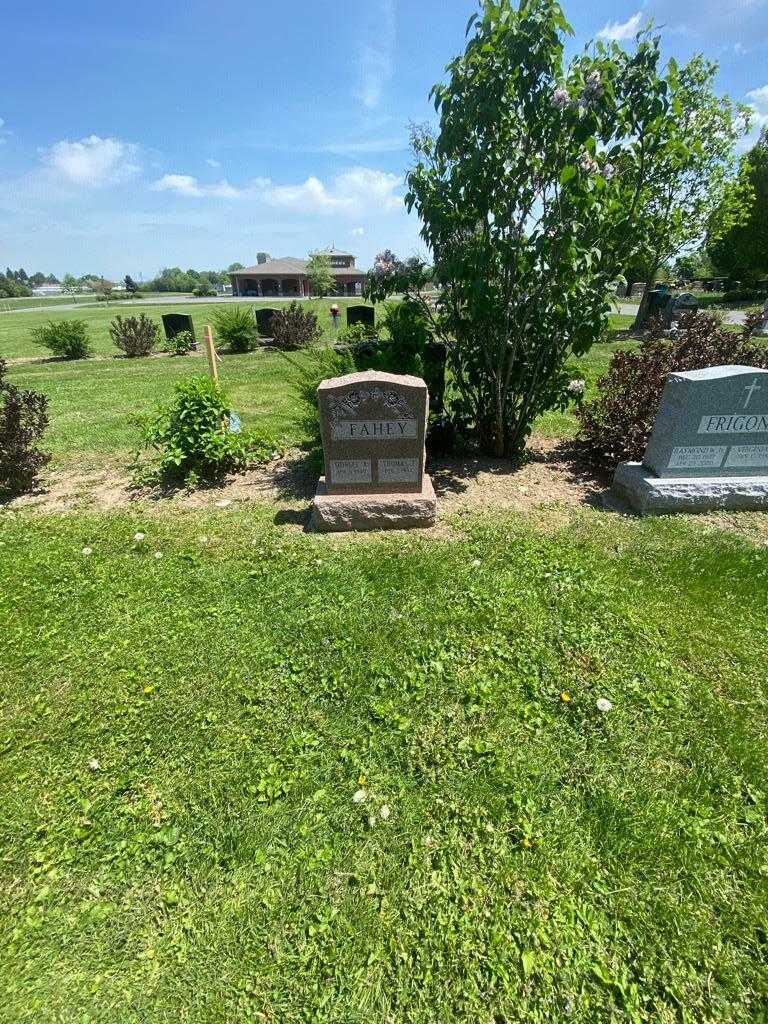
[229,247,367,298]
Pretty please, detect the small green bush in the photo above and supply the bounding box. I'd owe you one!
[166,330,195,356]
[337,321,381,344]
[136,376,251,485]
[212,307,256,353]
[193,283,217,297]
[31,319,92,359]
[282,347,354,466]
[270,302,322,350]
[0,357,50,494]
[110,314,159,357]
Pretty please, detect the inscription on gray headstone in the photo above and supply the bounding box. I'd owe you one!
[643,366,768,477]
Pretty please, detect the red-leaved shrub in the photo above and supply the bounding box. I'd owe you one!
[578,311,768,473]
[0,357,50,494]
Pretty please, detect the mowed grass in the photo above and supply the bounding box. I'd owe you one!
[4,310,635,469]
[1,507,767,1021]
[6,350,308,467]
[0,298,373,360]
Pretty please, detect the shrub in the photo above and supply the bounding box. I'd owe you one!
[270,302,322,350]
[281,347,355,465]
[578,310,768,473]
[193,283,216,297]
[136,376,251,485]
[337,321,381,345]
[166,330,194,356]
[0,357,50,494]
[109,314,159,357]
[212,306,256,353]
[31,319,92,359]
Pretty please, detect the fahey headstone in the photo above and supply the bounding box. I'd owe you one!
[310,369,436,531]
[612,365,768,512]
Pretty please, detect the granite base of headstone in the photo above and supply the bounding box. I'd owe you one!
[612,365,768,513]
[310,370,436,532]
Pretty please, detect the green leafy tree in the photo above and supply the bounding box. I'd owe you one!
[62,273,79,295]
[708,128,768,284]
[124,274,139,294]
[306,252,335,297]
[629,54,751,328]
[368,0,673,459]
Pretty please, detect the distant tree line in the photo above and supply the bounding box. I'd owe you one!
[142,264,244,293]
[0,268,60,298]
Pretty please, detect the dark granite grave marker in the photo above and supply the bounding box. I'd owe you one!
[162,313,196,346]
[346,305,375,330]
[254,307,279,338]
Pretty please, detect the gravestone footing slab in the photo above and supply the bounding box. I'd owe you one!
[311,476,436,532]
[612,462,768,514]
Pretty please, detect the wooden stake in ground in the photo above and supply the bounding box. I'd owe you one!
[203,325,220,383]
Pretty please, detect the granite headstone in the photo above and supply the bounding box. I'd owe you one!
[254,307,279,338]
[310,370,436,530]
[162,313,196,346]
[613,365,768,512]
[346,305,375,330]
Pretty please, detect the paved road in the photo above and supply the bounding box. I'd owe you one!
[2,295,749,326]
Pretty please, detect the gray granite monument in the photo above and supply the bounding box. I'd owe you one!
[612,365,768,512]
[759,298,768,337]
[310,370,436,531]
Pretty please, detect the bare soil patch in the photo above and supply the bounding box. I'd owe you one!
[5,438,767,545]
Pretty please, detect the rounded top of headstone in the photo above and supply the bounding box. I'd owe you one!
[670,365,768,383]
[317,369,427,392]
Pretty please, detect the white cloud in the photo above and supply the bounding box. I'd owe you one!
[149,166,403,217]
[598,11,644,41]
[351,226,365,236]
[266,167,402,215]
[42,135,140,186]
[205,158,221,168]
[746,84,768,128]
[149,174,256,198]
[356,0,396,110]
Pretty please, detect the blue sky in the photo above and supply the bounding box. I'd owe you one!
[1,0,766,280]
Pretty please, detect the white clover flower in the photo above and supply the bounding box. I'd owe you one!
[88,758,100,771]
[596,697,613,713]
[81,546,93,556]
[352,788,368,804]
[154,551,163,560]
[567,379,586,397]
[379,805,391,820]
[133,532,145,542]
[472,558,482,567]
[200,535,209,544]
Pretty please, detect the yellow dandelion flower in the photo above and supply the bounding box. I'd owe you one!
[560,691,571,703]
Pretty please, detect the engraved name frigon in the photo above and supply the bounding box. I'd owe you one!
[331,419,418,441]
[698,413,768,434]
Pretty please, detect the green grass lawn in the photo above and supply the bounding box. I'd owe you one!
[0,294,97,312]
[3,310,634,470]
[0,298,373,361]
[2,506,767,1022]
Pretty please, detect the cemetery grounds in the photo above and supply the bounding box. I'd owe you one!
[2,299,767,1022]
